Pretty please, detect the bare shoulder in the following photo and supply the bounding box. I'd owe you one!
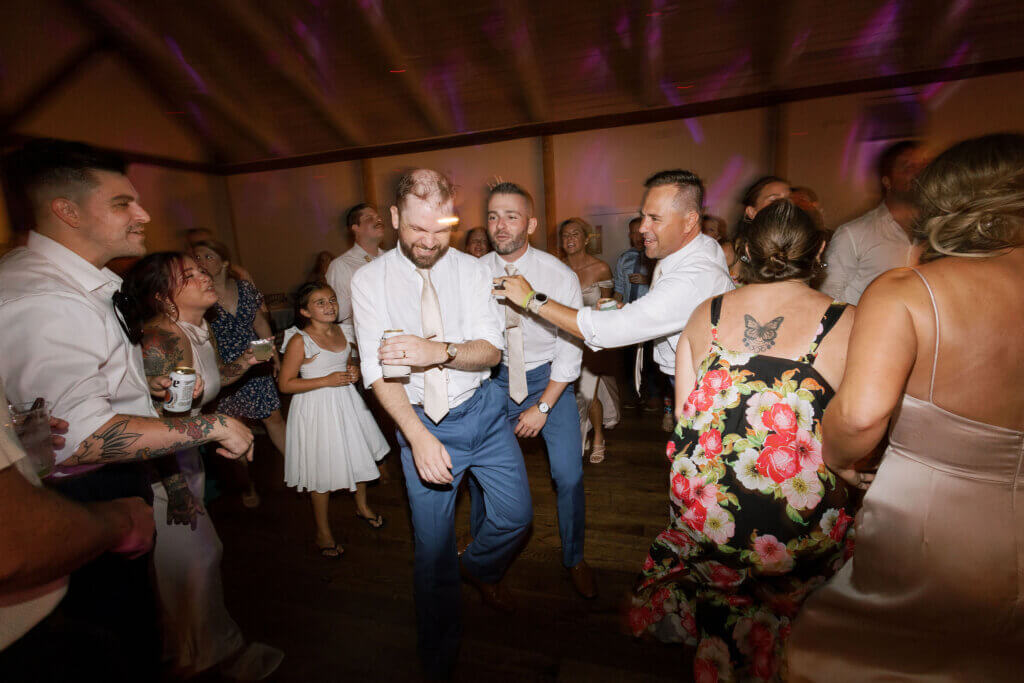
[858,267,927,309]
[141,323,187,376]
[590,257,613,279]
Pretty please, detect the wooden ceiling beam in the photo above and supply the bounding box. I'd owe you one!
[500,0,549,122]
[77,0,291,157]
[357,5,454,135]
[216,0,367,147]
[0,37,110,133]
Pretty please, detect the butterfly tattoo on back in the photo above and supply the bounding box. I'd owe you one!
[743,314,784,352]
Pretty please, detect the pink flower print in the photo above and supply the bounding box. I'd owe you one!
[702,369,733,394]
[752,534,794,573]
[829,509,854,542]
[762,402,798,438]
[793,429,823,472]
[698,429,723,459]
[694,658,719,683]
[682,501,708,531]
[756,434,800,483]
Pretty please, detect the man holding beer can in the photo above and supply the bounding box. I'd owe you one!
[351,169,532,680]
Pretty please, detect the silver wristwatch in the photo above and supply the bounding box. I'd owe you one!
[537,401,550,414]
[527,292,549,314]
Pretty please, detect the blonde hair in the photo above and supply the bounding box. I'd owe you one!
[915,133,1024,263]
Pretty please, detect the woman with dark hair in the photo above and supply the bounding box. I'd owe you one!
[628,200,856,681]
[728,176,792,284]
[277,282,389,558]
[119,252,282,679]
[193,239,285,507]
[559,217,620,462]
[788,135,1024,680]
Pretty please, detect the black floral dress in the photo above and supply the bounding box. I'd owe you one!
[629,296,855,682]
[209,279,280,420]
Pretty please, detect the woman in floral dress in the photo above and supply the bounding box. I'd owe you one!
[629,200,860,682]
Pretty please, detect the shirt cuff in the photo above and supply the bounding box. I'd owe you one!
[576,308,603,351]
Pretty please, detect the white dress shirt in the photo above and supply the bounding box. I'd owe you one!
[577,232,733,375]
[0,232,157,465]
[820,202,917,304]
[325,242,381,339]
[0,378,68,649]
[351,246,505,409]
[481,246,584,383]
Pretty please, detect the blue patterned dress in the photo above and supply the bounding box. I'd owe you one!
[208,279,280,419]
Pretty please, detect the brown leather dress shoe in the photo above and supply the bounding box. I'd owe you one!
[460,561,516,613]
[568,560,598,599]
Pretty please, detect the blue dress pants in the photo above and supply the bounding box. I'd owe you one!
[471,363,585,568]
[396,379,532,679]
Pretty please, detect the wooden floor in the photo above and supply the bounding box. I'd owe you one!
[206,398,691,682]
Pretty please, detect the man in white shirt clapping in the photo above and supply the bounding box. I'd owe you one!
[480,182,597,598]
[497,169,733,386]
[350,169,532,680]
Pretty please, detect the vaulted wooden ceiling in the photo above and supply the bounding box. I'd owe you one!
[3,0,1024,169]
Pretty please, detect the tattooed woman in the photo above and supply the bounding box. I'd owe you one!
[119,253,283,679]
[628,200,858,682]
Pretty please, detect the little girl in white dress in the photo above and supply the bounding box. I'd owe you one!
[278,282,389,558]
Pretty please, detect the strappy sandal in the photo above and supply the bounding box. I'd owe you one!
[589,442,606,464]
[355,512,386,529]
[318,543,344,560]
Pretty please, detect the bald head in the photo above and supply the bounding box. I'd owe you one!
[394,168,456,211]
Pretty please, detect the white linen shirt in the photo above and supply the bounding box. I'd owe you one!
[0,379,68,649]
[0,232,157,465]
[325,242,381,338]
[819,202,917,304]
[576,232,733,375]
[481,246,584,383]
[351,246,505,409]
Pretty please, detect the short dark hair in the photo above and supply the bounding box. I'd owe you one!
[4,139,127,220]
[739,200,826,284]
[394,168,455,209]
[487,181,534,214]
[345,202,373,229]
[877,140,920,180]
[628,216,642,229]
[643,169,704,213]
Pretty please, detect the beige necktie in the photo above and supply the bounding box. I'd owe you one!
[634,261,664,394]
[504,264,528,404]
[416,268,449,423]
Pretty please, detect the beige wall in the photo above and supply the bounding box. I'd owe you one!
[783,71,1024,230]
[130,165,235,254]
[226,161,363,296]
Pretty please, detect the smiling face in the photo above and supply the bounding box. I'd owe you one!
[639,184,700,259]
[487,192,536,258]
[465,228,490,257]
[392,194,455,269]
[69,170,151,262]
[300,287,338,324]
[170,255,218,314]
[560,221,589,256]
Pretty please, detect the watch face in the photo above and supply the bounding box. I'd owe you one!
[538,401,550,413]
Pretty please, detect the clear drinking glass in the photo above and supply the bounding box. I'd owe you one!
[9,400,55,478]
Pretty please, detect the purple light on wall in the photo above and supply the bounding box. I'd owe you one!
[164,37,207,94]
[840,114,863,178]
[921,42,971,100]
[580,47,611,85]
[947,0,971,23]
[659,80,704,143]
[615,11,631,49]
[704,155,748,214]
[847,0,901,60]
[359,0,384,21]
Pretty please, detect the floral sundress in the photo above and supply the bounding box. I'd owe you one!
[629,295,855,682]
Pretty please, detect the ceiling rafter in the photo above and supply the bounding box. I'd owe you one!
[74,0,291,158]
[499,0,549,122]
[215,0,367,147]
[1,37,110,133]
[356,3,455,136]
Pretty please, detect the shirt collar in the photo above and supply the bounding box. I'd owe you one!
[658,231,706,271]
[27,231,122,293]
[874,202,912,242]
[494,245,532,272]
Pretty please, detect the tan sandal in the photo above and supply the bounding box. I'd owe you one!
[589,442,606,464]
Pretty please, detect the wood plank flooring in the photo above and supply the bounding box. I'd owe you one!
[205,399,692,682]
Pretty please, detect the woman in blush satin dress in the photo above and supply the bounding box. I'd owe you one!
[787,134,1024,681]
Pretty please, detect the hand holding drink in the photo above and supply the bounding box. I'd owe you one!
[8,399,56,478]
[248,338,274,362]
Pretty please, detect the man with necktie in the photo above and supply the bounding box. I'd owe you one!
[479,182,596,599]
[350,169,532,680]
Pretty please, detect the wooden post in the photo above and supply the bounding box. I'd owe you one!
[542,135,558,254]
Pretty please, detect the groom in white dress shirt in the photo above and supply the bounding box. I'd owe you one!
[350,169,532,679]
[497,169,733,383]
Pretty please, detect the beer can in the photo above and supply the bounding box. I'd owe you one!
[164,366,196,414]
[596,297,618,311]
[381,329,411,378]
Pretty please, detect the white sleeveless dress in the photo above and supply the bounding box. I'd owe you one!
[281,327,389,492]
[150,320,246,674]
